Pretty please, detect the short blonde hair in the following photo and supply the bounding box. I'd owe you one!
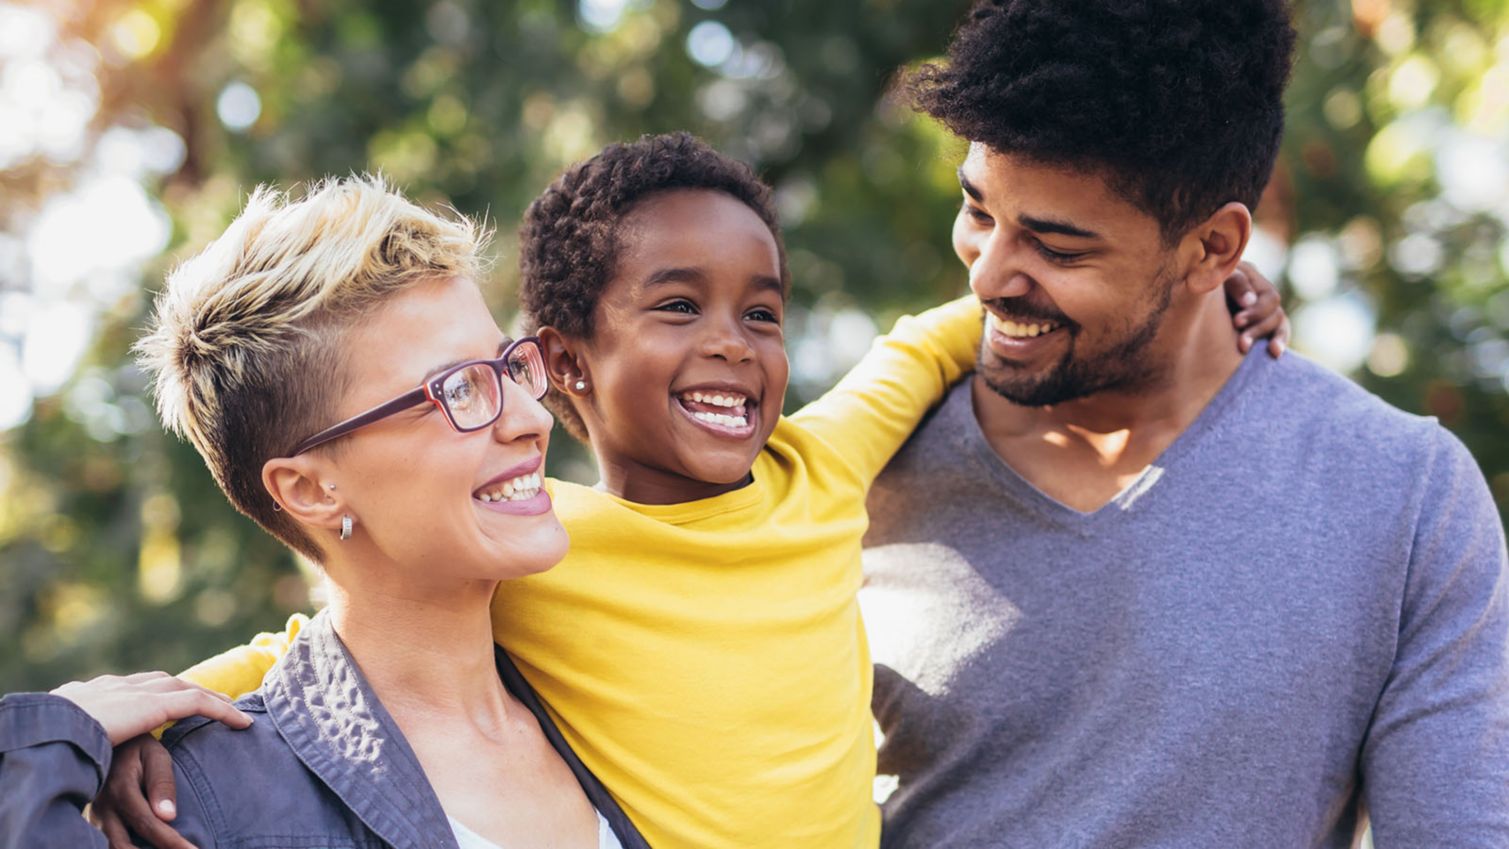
[137,175,488,561]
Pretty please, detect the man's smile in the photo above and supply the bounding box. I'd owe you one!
[985,311,1068,361]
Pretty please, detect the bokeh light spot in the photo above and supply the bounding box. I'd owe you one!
[1293,293,1377,375]
[1368,333,1410,378]
[1287,236,1341,300]
[217,81,262,131]
[687,20,735,68]
[579,0,629,33]
[0,344,34,430]
[110,10,161,61]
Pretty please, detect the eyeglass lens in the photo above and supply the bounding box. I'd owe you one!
[438,343,547,430]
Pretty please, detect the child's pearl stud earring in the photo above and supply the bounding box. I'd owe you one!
[574,380,587,391]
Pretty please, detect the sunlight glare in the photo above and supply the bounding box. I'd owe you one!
[28,176,172,294]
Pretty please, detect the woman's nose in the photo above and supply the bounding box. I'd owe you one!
[492,379,553,443]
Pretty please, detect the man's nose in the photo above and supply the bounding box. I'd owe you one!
[968,232,1033,302]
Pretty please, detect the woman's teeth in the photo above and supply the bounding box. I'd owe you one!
[476,472,542,502]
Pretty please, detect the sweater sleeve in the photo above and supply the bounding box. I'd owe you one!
[788,295,981,487]
[1360,427,1509,846]
[0,693,112,849]
[179,613,310,700]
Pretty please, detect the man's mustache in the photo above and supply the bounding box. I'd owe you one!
[981,297,1075,328]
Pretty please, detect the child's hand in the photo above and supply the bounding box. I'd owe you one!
[88,734,196,849]
[52,672,248,849]
[1223,261,1290,358]
[52,671,252,746]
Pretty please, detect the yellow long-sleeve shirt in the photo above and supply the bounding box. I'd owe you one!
[183,296,983,849]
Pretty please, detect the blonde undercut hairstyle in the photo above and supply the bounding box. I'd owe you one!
[136,175,488,561]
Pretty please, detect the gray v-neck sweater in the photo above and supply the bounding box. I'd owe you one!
[862,348,1509,848]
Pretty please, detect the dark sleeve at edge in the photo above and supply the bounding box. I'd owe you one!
[0,692,113,849]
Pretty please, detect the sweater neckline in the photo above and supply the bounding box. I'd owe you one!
[958,345,1271,532]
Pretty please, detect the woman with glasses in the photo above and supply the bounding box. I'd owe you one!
[0,177,646,849]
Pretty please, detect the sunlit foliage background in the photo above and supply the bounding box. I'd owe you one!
[1,0,1506,691]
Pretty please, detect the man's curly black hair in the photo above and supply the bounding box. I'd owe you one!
[910,0,1296,242]
[518,131,787,441]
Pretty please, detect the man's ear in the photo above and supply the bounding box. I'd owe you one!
[538,326,591,396]
[263,455,345,532]
[1184,202,1253,295]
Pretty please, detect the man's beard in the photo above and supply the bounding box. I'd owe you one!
[978,269,1176,407]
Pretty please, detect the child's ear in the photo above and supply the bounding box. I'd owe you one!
[539,326,592,396]
[263,455,346,532]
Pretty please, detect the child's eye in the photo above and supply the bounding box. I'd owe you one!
[655,299,698,315]
[746,307,780,324]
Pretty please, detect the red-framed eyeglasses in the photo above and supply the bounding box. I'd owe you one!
[290,337,548,456]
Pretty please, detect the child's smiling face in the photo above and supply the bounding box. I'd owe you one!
[573,188,789,504]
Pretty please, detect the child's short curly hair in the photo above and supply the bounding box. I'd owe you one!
[518,132,787,441]
[909,0,1296,242]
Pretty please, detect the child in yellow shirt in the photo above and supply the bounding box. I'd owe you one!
[100,132,1285,849]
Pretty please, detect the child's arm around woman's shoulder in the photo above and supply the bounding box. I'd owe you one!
[788,294,982,487]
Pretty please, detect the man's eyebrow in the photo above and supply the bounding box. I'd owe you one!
[423,339,511,382]
[958,167,984,202]
[1018,214,1101,240]
[958,167,1101,240]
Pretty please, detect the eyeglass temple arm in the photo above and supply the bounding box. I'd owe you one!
[290,387,430,456]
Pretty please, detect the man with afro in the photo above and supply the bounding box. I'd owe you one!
[861,1,1509,847]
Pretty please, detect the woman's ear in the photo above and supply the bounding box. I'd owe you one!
[539,326,591,396]
[263,455,345,532]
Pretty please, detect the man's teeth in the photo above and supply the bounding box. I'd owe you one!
[691,410,749,428]
[687,390,746,408]
[990,313,1060,338]
[476,472,543,503]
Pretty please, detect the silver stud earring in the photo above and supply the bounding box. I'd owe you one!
[340,514,353,541]
[573,379,587,392]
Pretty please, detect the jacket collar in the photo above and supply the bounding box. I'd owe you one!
[259,609,458,849]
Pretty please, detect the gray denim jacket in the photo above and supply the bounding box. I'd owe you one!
[0,611,649,849]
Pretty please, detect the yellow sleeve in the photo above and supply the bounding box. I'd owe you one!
[789,294,981,486]
[178,612,310,700]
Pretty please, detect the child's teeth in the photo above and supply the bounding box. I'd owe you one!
[684,391,748,408]
[691,410,748,428]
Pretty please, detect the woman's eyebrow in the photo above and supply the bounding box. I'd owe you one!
[422,339,512,382]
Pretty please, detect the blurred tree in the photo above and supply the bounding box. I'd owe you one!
[0,0,1505,691]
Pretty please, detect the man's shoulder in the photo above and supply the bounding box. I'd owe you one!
[886,377,977,453]
[1241,353,1495,532]
[1254,352,1449,462]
